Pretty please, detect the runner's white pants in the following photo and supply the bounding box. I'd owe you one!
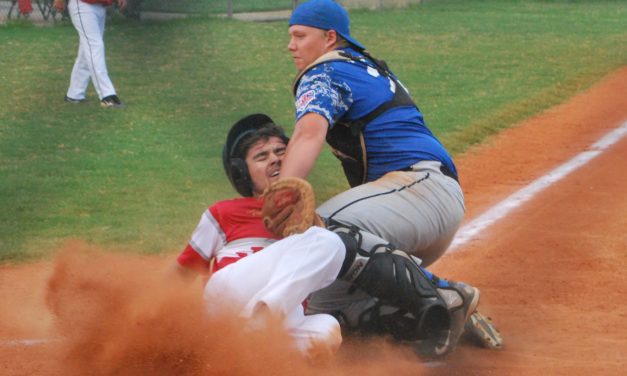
[67,0,116,100]
[203,227,345,355]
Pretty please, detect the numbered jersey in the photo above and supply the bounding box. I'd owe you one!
[177,197,280,274]
[293,47,457,182]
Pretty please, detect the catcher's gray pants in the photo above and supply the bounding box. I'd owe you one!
[317,160,464,266]
[309,161,464,324]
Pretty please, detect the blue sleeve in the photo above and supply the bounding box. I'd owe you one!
[294,64,353,128]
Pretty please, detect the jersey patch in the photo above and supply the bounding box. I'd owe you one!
[296,89,316,112]
[367,66,380,77]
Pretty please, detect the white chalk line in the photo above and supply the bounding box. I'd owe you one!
[449,120,627,251]
[0,338,60,347]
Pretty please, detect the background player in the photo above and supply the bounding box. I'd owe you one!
[53,0,126,108]
[270,0,499,353]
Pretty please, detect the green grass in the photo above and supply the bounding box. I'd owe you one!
[357,0,627,152]
[1,0,626,262]
[140,0,295,14]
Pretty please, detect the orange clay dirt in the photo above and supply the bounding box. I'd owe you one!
[1,66,626,375]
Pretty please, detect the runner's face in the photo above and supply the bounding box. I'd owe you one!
[245,137,287,196]
[288,25,335,71]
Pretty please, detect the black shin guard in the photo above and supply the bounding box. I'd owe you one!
[355,251,451,341]
[329,221,451,342]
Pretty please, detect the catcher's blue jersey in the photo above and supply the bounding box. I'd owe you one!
[294,47,457,182]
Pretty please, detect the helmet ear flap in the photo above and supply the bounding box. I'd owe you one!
[228,158,253,197]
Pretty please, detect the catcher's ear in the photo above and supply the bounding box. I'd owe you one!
[229,158,253,197]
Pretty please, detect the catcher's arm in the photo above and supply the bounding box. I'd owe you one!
[279,113,327,179]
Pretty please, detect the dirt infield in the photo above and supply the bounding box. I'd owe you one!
[1,66,626,375]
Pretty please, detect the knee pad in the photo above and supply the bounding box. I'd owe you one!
[330,221,392,280]
[326,220,451,340]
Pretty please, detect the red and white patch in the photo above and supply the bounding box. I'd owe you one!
[296,89,316,111]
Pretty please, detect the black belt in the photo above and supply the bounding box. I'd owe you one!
[399,163,459,183]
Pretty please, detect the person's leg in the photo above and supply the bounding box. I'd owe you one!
[67,0,116,100]
[203,227,345,319]
[284,306,342,360]
[307,221,479,356]
[66,41,91,100]
[318,161,464,266]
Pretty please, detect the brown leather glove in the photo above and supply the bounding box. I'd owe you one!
[261,178,324,238]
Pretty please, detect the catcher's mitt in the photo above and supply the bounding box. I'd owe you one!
[261,177,324,238]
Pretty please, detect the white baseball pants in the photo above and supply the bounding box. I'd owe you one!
[67,0,116,100]
[203,226,345,355]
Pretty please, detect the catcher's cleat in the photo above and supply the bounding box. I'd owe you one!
[432,281,480,356]
[64,95,86,104]
[464,310,503,350]
[100,95,125,108]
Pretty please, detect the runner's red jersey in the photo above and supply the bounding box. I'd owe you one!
[177,197,280,274]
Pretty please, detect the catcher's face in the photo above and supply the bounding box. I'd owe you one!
[288,25,337,71]
[245,136,287,197]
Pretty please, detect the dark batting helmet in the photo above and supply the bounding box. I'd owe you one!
[222,114,289,197]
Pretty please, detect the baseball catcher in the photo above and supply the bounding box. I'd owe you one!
[256,0,505,355]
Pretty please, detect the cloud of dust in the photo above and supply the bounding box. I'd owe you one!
[42,241,426,375]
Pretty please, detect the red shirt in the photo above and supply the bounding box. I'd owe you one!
[177,197,280,274]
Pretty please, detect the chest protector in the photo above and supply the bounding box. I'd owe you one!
[292,50,417,187]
